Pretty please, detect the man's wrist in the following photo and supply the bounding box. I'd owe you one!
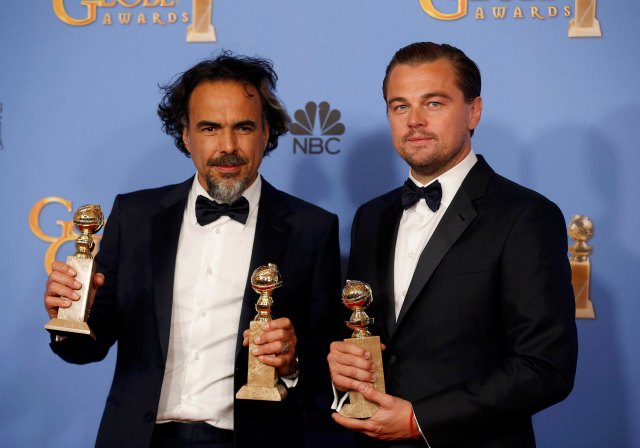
[281,357,299,380]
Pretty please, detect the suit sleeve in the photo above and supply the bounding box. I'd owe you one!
[302,214,344,394]
[50,195,122,364]
[414,199,578,447]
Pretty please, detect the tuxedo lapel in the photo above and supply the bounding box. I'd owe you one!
[375,191,403,340]
[394,157,494,331]
[151,178,191,360]
[235,179,291,359]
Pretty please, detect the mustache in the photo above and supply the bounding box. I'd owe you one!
[207,153,249,167]
[403,130,437,143]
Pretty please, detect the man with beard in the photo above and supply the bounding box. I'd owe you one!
[44,52,343,448]
[327,42,578,447]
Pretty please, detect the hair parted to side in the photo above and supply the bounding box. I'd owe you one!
[382,42,481,104]
[158,50,291,157]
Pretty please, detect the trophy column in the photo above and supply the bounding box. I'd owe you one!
[339,280,386,419]
[568,0,602,37]
[186,0,217,42]
[236,263,288,401]
[45,204,104,338]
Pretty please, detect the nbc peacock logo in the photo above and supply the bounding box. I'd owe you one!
[291,101,345,155]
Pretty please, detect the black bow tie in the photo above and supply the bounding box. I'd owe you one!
[195,195,250,225]
[401,179,442,212]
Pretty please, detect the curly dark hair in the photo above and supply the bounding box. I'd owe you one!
[158,51,290,157]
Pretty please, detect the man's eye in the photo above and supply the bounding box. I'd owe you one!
[428,102,442,109]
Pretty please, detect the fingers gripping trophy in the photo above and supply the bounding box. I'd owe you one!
[339,280,386,418]
[236,263,288,401]
[45,204,104,339]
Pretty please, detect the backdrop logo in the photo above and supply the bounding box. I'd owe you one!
[52,0,217,42]
[0,102,4,150]
[29,197,103,275]
[290,101,345,155]
[419,0,602,37]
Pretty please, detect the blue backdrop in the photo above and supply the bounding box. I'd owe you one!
[1,1,639,446]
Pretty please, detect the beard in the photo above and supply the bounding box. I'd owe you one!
[205,153,249,204]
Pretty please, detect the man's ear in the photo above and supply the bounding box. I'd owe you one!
[263,121,270,153]
[469,96,482,131]
[182,126,191,154]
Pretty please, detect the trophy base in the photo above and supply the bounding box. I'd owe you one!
[236,383,287,401]
[339,335,385,419]
[236,321,288,401]
[339,402,381,419]
[576,300,596,319]
[571,259,595,319]
[45,318,95,339]
[186,25,217,42]
[568,19,602,38]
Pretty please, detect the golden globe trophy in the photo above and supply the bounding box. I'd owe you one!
[236,263,288,401]
[568,215,596,319]
[45,204,104,338]
[339,280,385,418]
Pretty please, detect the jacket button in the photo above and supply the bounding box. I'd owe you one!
[144,411,155,421]
[388,355,397,365]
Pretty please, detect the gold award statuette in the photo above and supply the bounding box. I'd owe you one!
[236,263,288,401]
[339,280,385,419]
[569,215,596,319]
[45,204,104,339]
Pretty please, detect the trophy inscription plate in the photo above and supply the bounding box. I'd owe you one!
[339,280,385,419]
[236,263,288,401]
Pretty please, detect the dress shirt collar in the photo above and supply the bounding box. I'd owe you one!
[187,174,262,226]
[408,149,478,210]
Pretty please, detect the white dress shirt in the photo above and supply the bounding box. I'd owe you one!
[393,151,477,319]
[156,175,261,430]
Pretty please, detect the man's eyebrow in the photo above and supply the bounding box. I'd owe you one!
[387,95,407,105]
[233,119,257,128]
[421,91,452,101]
[195,119,221,128]
[387,91,453,105]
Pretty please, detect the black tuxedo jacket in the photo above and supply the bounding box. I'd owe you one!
[347,156,578,448]
[51,177,343,447]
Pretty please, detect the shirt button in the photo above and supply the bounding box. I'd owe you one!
[207,267,212,275]
[417,215,424,222]
[200,310,206,317]
[194,353,200,361]
[408,251,414,258]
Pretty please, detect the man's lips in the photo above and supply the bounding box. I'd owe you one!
[405,134,435,144]
[213,165,243,173]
